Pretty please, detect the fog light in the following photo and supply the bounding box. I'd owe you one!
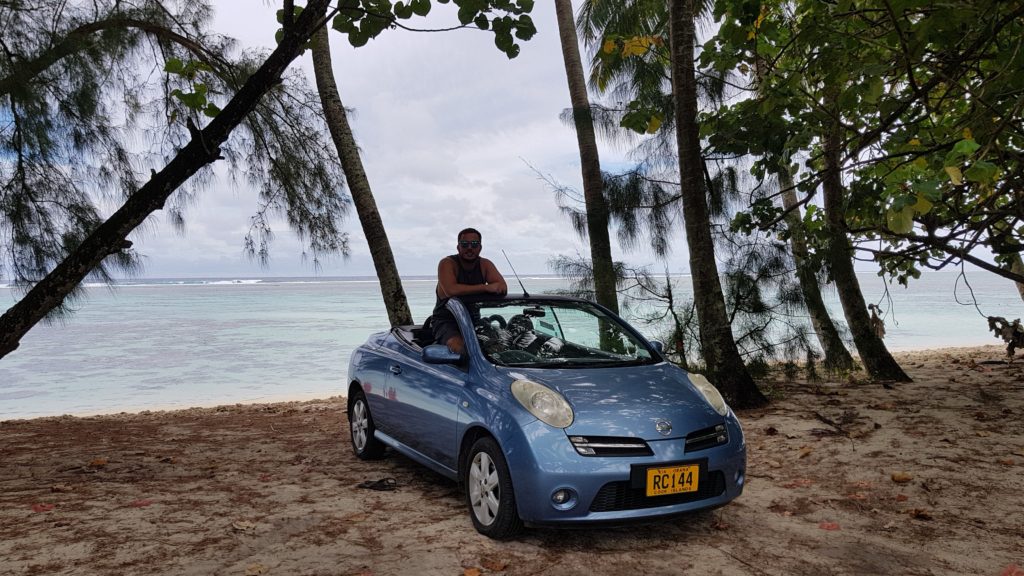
[735,467,745,486]
[550,488,577,511]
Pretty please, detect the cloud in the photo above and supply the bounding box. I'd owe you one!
[122,1,667,278]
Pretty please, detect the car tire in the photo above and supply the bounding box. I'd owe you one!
[348,389,386,460]
[464,436,523,539]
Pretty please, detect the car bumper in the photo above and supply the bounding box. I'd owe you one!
[503,415,746,525]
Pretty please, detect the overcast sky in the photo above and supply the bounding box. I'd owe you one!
[122,1,666,278]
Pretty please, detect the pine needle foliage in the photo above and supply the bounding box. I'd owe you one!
[0,0,349,306]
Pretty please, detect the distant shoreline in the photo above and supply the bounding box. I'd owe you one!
[2,344,1010,422]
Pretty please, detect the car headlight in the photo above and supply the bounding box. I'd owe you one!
[511,379,574,428]
[688,372,729,416]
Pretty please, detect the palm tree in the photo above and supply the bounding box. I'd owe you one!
[310,26,413,326]
[554,0,619,315]
[668,0,766,407]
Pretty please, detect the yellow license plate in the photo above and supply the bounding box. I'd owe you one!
[646,464,699,496]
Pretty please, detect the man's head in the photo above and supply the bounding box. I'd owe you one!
[456,228,482,261]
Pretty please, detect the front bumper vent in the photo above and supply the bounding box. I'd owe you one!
[684,424,728,452]
[589,471,726,512]
[570,436,653,457]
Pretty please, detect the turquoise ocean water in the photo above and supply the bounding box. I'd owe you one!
[1,271,1021,420]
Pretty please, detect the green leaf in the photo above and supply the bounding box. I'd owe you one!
[163,58,185,74]
[474,14,489,30]
[332,14,357,32]
[348,30,369,47]
[203,102,221,118]
[410,0,431,16]
[964,160,998,183]
[886,206,915,234]
[952,138,980,157]
[457,5,475,24]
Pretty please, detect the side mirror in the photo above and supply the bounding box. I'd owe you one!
[423,344,462,364]
[648,339,665,354]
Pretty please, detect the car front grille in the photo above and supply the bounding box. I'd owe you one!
[588,471,726,512]
[569,436,653,457]
[684,423,728,452]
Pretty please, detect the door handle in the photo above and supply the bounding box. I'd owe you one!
[389,365,402,375]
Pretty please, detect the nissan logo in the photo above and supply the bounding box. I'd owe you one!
[655,419,672,436]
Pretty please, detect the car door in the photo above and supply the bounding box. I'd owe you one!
[385,356,466,471]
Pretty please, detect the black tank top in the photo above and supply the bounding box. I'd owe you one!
[432,255,485,318]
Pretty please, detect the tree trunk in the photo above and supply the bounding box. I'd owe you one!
[779,170,855,372]
[1009,252,1024,303]
[554,0,619,315]
[0,0,332,360]
[820,100,911,382]
[668,0,766,408]
[310,27,413,327]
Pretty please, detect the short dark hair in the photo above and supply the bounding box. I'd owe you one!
[458,228,481,241]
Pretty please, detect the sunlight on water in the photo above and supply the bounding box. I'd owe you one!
[1,272,1020,419]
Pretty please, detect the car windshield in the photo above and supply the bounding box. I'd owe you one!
[465,299,657,368]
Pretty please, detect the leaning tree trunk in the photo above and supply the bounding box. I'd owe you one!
[0,0,332,360]
[310,27,413,327]
[1009,252,1024,303]
[554,0,619,316]
[669,0,766,408]
[780,170,855,373]
[820,100,911,382]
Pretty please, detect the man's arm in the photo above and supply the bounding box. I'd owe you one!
[480,258,507,295]
[437,258,504,297]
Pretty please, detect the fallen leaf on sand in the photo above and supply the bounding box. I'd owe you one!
[32,503,55,513]
[891,472,913,484]
[1000,564,1024,576]
[895,494,909,502]
[997,459,1015,466]
[128,499,153,508]
[782,478,814,489]
[51,483,74,493]
[846,492,868,501]
[480,558,508,571]
[89,457,108,468]
[232,521,257,533]
[797,446,813,459]
[818,522,841,531]
[245,563,266,575]
[464,568,482,576]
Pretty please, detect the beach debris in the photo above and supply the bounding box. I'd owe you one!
[357,478,397,491]
[987,316,1024,359]
[480,558,509,572]
[818,521,841,531]
[1001,564,1024,576]
[88,457,109,468]
[232,520,257,533]
[463,568,482,576]
[906,508,933,520]
[797,446,814,459]
[51,483,74,493]
[891,472,914,484]
[245,563,266,575]
[31,503,55,513]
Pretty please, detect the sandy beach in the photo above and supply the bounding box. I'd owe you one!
[2,345,1022,576]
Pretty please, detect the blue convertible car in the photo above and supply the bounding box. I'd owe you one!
[346,294,746,538]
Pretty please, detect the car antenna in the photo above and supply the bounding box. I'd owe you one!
[501,250,530,297]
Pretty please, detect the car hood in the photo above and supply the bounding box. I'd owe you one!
[497,363,724,440]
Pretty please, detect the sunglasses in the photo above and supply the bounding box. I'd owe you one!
[458,240,481,249]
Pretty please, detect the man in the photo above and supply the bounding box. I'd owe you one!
[430,228,507,355]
